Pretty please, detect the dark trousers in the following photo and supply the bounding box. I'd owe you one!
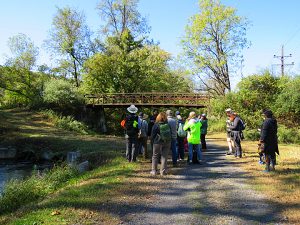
[126,136,137,162]
[200,134,207,150]
[232,131,242,157]
[177,136,185,160]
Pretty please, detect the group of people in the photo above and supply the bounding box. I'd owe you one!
[121,105,208,176]
[225,108,279,172]
[122,104,279,175]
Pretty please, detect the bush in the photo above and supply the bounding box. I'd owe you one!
[278,126,300,144]
[40,109,89,135]
[244,129,260,141]
[43,78,84,110]
[208,117,226,133]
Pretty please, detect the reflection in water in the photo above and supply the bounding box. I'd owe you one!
[0,161,33,194]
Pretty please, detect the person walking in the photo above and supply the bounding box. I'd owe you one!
[199,114,208,151]
[260,109,279,172]
[122,105,141,162]
[150,112,171,176]
[183,111,202,164]
[227,110,243,158]
[166,110,178,167]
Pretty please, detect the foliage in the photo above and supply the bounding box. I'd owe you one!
[40,109,89,135]
[97,0,150,38]
[43,78,84,110]
[0,165,78,214]
[46,7,95,87]
[5,33,39,70]
[182,0,250,95]
[82,30,191,93]
[277,126,300,144]
[0,66,48,108]
[275,76,300,124]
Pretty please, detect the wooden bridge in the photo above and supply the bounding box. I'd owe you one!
[85,93,209,108]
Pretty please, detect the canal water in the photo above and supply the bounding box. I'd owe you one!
[0,161,34,194]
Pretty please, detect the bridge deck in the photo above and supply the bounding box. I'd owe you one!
[85,93,209,108]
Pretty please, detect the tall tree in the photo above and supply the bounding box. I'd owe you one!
[82,30,190,94]
[0,34,45,106]
[182,0,249,96]
[46,7,94,87]
[5,33,39,70]
[97,0,149,38]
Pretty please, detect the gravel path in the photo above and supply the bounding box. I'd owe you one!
[123,142,286,225]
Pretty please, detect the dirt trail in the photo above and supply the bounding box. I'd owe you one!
[123,141,286,225]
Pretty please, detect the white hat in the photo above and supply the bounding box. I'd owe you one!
[127,104,138,113]
[225,108,233,114]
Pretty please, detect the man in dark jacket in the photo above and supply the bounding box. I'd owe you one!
[260,109,279,172]
[228,111,243,158]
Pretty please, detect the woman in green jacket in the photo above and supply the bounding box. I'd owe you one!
[183,111,202,163]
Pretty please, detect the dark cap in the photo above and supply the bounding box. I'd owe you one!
[262,109,273,117]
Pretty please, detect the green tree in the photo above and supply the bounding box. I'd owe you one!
[275,76,300,125]
[82,30,190,94]
[97,0,149,38]
[0,34,46,107]
[5,33,39,70]
[182,0,249,96]
[46,7,94,87]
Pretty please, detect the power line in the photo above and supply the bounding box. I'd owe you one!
[273,45,294,76]
[285,26,300,46]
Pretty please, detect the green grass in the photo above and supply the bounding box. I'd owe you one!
[1,158,138,225]
[0,109,137,224]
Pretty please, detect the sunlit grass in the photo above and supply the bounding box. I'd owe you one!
[207,133,300,224]
[0,157,139,225]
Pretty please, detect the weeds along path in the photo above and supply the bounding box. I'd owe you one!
[124,141,285,225]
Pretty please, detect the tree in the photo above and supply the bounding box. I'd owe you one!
[0,34,46,107]
[82,30,190,94]
[46,7,94,87]
[182,0,249,96]
[5,33,39,70]
[275,76,300,125]
[97,0,149,38]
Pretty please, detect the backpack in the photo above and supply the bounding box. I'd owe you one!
[126,115,139,137]
[177,123,187,137]
[239,117,246,130]
[159,123,171,142]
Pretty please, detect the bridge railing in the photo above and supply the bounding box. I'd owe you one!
[84,93,209,107]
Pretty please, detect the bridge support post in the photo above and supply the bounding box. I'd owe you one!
[97,107,107,133]
[84,106,107,133]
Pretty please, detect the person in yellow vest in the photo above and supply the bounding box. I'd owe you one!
[183,112,202,164]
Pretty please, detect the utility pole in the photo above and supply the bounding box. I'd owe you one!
[273,45,294,76]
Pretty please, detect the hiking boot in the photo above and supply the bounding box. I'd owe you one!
[226,151,232,155]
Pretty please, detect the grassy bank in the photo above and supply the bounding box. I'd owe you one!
[0,109,141,224]
[207,133,300,224]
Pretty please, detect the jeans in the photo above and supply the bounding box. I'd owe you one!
[170,138,177,165]
[188,143,202,161]
[126,136,137,162]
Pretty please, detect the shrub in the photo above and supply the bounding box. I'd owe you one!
[43,78,84,110]
[208,117,226,133]
[244,129,260,141]
[278,126,300,144]
[40,109,89,135]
